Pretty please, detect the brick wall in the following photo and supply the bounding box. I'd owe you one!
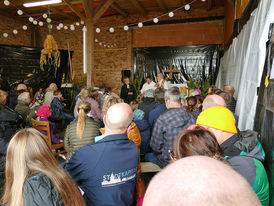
[0,15,32,46]
[0,7,224,93]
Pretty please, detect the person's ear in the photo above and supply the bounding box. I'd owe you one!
[126,124,132,134]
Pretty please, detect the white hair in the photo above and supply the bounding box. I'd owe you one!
[18,92,30,101]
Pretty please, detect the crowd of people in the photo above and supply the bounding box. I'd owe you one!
[0,73,269,206]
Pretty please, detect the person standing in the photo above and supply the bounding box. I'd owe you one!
[141,76,156,94]
[120,77,135,104]
[155,73,169,90]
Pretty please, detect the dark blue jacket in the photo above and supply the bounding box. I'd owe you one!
[148,103,167,129]
[65,134,139,206]
[135,120,151,155]
[50,96,64,121]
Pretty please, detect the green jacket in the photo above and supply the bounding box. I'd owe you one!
[64,117,100,161]
[222,130,269,206]
[15,100,30,124]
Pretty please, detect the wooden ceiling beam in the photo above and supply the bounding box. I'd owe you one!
[111,2,128,18]
[63,0,85,21]
[44,6,77,20]
[128,0,147,16]
[89,0,94,15]
[81,0,92,18]
[156,0,168,12]
[93,0,116,23]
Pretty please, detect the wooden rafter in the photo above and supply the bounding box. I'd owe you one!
[111,2,128,18]
[156,0,168,12]
[89,0,93,15]
[63,0,85,21]
[93,0,116,23]
[45,6,77,20]
[81,0,92,18]
[128,0,147,16]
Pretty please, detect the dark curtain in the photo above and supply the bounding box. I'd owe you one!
[254,24,274,204]
[0,44,73,93]
[133,45,220,85]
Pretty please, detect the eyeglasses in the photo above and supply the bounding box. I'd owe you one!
[168,149,176,161]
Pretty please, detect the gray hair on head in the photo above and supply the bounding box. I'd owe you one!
[165,87,181,103]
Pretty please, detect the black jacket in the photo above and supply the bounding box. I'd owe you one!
[138,98,155,120]
[0,105,22,156]
[24,173,64,206]
[120,84,135,104]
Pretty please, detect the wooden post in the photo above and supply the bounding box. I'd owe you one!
[86,18,94,88]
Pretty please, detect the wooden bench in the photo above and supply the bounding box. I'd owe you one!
[141,162,161,173]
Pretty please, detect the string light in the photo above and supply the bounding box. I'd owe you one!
[4,0,10,6]
[81,20,84,25]
[29,17,34,22]
[64,26,68,30]
[76,22,80,26]
[33,20,38,25]
[46,18,51,23]
[3,33,8,37]
[17,10,23,15]
[109,27,114,32]
[43,13,47,18]
[70,25,75,31]
[185,4,190,10]
[59,23,64,28]
[153,18,159,23]
[168,12,174,17]
[96,28,101,33]
[124,25,129,31]
[138,22,143,28]
[22,25,27,30]
[13,29,18,34]
[39,21,43,26]
[56,26,60,30]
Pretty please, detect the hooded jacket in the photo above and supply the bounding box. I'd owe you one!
[150,107,195,168]
[65,134,139,206]
[15,100,30,124]
[23,173,64,206]
[221,130,269,206]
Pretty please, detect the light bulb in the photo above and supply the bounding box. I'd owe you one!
[95,39,98,42]
[33,20,38,25]
[81,20,84,24]
[59,23,64,28]
[13,29,18,34]
[46,18,51,23]
[138,22,143,28]
[29,17,34,22]
[124,25,129,31]
[96,28,100,33]
[185,4,190,10]
[17,10,23,15]
[43,13,47,19]
[76,22,80,26]
[3,33,8,37]
[57,26,61,30]
[64,26,68,30]
[168,12,174,17]
[4,0,10,6]
[201,0,206,2]
[99,42,102,46]
[39,21,43,26]
[109,27,114,33]
[153,18,159,23]
[49,24,53,29]
[70,25,75,31]
[22,25,27,30]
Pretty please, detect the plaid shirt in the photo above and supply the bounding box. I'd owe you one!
[150,107,195,168]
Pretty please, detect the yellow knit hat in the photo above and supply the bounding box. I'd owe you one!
[196,106,237,134]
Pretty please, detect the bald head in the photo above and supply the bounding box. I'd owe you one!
[223,85,235,97]
[202,94,226,111]
[143,156,260,206]
[105,103,133,133]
